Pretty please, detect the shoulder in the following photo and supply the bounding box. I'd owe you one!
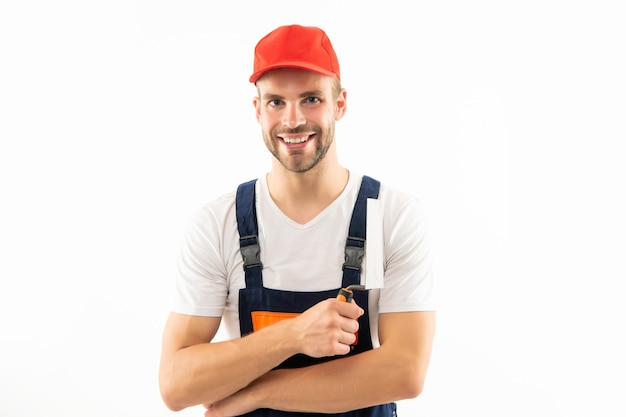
[352,173,425,218]
[192,189,237,227]
[192,177,263,222]
[376,180,425,216]
[375,179,430,237]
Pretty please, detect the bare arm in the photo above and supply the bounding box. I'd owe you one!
[205,310,436,416]
[159,298,364,411]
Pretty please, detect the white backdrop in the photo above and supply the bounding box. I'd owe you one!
[1,1,625,416]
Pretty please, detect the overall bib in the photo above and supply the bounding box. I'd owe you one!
[235,176,397,417]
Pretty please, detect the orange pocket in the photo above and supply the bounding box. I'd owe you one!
[251,311,300,332]
[251,311,359,346]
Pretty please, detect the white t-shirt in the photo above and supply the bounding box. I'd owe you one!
[172,173,435,346]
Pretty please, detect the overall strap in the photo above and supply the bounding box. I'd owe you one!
[236,179,263,288]
[342,175,381,287]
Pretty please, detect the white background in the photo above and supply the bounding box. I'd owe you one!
[1,1,625,416]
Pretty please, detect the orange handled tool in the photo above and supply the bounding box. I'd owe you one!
[336,284,365,347]
[336,284,366,303]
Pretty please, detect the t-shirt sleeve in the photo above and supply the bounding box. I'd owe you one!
[378,187,436,313]
[171,203,230,317]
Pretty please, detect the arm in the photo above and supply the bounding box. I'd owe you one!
[205,310,436,416]
[159,298,364,411]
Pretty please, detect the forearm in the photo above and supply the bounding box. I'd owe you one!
[162,300,372,413]
[249,345,423,413]
[236,311,436,414]
[160,323,298,411]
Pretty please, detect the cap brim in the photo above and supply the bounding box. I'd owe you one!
[249,62,337,83]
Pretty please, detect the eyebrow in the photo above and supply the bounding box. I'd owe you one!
[261,90,325,101]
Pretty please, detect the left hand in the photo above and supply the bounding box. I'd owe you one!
[203,385,257,417]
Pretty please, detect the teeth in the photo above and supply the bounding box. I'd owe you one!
[282,136,308,144]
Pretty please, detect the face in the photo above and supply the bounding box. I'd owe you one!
[253,68,346,174]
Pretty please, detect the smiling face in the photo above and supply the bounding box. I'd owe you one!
[253,68,346,174]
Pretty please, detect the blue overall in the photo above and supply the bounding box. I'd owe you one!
[235,175,397,417]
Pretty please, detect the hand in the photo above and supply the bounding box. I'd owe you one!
[289,298,364,358]
[203,373,269,417]
[203,392,254,417]
[203,403,223,417]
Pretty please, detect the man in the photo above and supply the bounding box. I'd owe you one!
[159,24,436,417]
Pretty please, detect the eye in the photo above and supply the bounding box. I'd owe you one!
[268,99,284,107]
[304,96,321,105]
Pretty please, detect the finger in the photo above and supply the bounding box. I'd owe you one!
[341,317,359,335]
[335,299,364,319]
[203,404,218,417]
[334,339,353,355]
[338,329,357,347]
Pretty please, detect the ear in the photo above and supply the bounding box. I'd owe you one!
[335,89,347,121]
[252,96,261,123]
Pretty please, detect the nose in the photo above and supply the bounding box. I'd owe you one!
[281,103,305,129]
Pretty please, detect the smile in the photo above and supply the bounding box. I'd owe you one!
[278,134,313,144]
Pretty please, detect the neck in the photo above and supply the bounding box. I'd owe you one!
[266,160,349,224]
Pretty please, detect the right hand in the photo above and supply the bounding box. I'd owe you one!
[288,298,364,358]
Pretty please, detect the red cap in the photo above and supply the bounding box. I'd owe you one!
[249,25,340,83]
